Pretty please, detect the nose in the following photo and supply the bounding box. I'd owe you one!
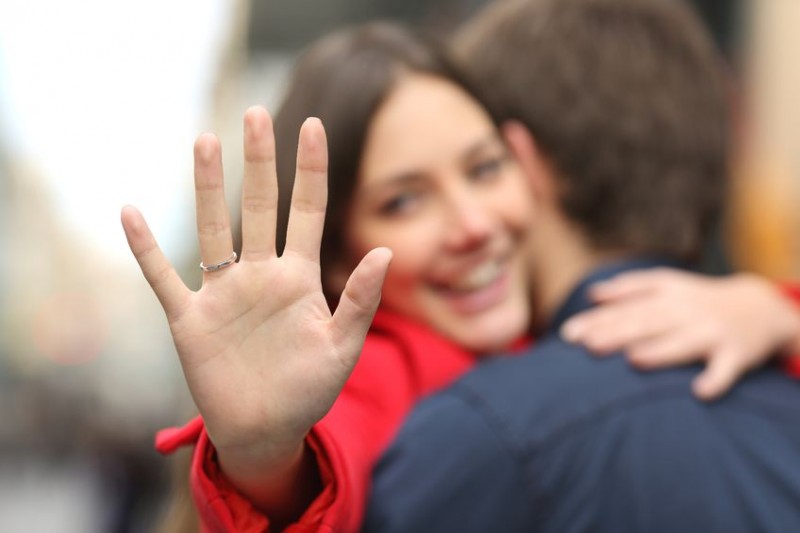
[443,187,495,251]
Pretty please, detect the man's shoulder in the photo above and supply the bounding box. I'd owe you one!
[456,337,692,422]
[369,336,800,533]
[450,337,799,446]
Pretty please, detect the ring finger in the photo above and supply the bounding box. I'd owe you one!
[194,132,234,273]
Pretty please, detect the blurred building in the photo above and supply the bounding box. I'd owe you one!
[0,154,189,531]
[728,0,800,278]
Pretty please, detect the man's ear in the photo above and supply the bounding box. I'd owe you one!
[501,120,556,202]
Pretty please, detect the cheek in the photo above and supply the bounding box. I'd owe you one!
[382,237,433,294]
[490,172,535,237]
[350,224,437,300]
[374,245,438,321]
[509,189,535,235]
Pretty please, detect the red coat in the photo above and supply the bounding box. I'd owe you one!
[783,284,800,375]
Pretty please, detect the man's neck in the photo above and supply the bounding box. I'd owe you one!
[527,217,621,330]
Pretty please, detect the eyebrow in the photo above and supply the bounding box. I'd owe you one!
[460,133,504,163]
[363,132,504,192]
[361,172,427,195]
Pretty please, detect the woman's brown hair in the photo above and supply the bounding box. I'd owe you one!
[272,21,483,298]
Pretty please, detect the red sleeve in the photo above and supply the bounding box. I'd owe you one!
[155,310,492,532]
[779,282,800,378]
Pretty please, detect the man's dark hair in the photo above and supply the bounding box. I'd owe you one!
[454,0,730,261]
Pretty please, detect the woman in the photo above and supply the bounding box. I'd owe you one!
[122,23,800,532]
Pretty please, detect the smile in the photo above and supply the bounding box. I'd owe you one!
[431,260,513,314]
[445,260,503,292]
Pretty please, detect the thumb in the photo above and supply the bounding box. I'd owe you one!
[329,247,392,363]
[121,205,189,319]
[692,348,744,401]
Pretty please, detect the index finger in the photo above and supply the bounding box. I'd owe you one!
[589,268,678,302]
[284,117,328,261]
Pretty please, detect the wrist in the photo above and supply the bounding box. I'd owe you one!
[216,434,317,518]
[778,312,800,359]
[763,276,800,358]
[216,432,308,483]
[732,274,800,358]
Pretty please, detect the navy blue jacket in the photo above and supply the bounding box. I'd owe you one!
[364,260,800,533]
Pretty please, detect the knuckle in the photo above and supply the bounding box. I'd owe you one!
[244,149,275,165]
[198,220,229,237]
[242,196,275,214]
[194,178,223,192]
[297,161,327,176]
[147,263,173,288]
[291,197,326,214]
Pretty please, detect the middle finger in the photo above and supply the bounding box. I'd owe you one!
[241,106,278,260]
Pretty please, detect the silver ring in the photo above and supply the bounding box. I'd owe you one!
[200,251,238,272]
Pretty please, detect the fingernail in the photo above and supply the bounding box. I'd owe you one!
[588,282,612,298]
[693,383,710,401]
[561,319,583,342]
[195,133,218,163]
[692,378,716,402]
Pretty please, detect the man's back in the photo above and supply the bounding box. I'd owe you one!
[365,266,800,532]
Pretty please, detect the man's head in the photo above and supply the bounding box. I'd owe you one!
[454,0,730,264]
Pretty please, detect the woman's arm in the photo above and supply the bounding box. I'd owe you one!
[561,269,800,400]
[123,108,391,525]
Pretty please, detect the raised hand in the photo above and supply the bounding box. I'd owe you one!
[561,269,800,401]
[121,108,391,493]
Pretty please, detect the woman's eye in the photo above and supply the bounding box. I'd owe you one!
[468,157,505,182]
[379,191,420,216]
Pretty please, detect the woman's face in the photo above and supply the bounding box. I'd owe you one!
[342,73,532,352]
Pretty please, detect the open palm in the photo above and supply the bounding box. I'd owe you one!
[121,108,391,458]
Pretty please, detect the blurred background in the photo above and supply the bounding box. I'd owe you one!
[0,0,797,531]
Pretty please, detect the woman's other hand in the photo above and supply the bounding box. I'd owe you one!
[561,268,800,401]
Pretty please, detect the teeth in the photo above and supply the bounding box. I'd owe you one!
[450,262,502,292]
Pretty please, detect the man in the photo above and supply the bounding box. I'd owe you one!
[363,0,800,531]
